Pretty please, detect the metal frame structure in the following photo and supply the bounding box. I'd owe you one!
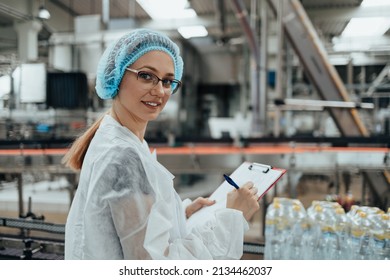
[265,0,389,207]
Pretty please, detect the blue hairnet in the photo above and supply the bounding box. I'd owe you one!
[95,29,184,99]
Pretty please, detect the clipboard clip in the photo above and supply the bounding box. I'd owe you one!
[248,163,272,173]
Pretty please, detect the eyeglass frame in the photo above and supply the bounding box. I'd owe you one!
[125,68,182,95]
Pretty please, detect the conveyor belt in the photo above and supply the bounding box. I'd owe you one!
[0,146,388,156]
[0,237,260,260]
[0,235,64,260]
[0,217,65,234]
[243,242,264,255]
[0,247,64,260]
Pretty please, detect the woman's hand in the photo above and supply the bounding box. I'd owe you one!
[185,197,216,219]
[226,181,259,221]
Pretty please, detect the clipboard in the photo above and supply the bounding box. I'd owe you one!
[186,161,286,231]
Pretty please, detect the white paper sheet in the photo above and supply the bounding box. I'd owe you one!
[186,161,286,231]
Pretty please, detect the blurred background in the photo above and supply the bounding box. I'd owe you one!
[0,0,389,260]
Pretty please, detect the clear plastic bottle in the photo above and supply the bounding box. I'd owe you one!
[264,201,286,260]
[360,206,384,215]
[272,202,288,260]
[385,212,390,260]
[332,207,349,259]
[264,202,277,260]
[305,204,327,259]
[268,197,309,260]
[346,205,360,220]
[349,211,372,259]
[370,213,389,260]
[285,204,307,259]
[304,201,319,259]
[317,205,340,260]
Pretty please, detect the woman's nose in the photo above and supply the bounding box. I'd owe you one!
[151,81,166,96]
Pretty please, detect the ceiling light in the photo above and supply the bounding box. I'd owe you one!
[361,0,390,6]
[137,0,197,20]
[178,25,208,39]
[341,17,390,37]
[38,5,51,20]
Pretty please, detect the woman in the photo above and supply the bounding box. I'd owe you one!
[63,29,259,260]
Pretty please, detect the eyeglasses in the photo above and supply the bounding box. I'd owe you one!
[126,68,182,95]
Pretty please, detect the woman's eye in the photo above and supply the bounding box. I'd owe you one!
[139,72,153,81]
[162,79,172,87]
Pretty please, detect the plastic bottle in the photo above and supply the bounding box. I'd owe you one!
[264,202,276,260]
[349,211,372,259]
[273,202,288,260]
[344,205,363,259]
[269,197,309,260]
[332,207,349,259]
[318,205,340,260]
[304,201,318,259]
[384,212,390,260]
[285,204,307,259]
[264,201,286,260]
[347,205,360,220]
[305,204,327,259]
[370,214,389,260]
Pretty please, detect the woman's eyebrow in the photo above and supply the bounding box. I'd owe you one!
[139,65,174,77]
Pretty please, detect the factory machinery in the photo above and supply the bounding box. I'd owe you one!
[1,0,389,260]
[0,140,389,259]
[0,217,65,260]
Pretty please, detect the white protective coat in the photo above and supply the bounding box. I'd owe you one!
[65,115,249,259]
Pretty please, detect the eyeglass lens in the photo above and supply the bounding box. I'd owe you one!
[137,71,180,94]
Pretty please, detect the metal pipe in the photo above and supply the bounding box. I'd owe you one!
[250,0,257,29]
[259,0,269,136]
[275,0,284,100]
[102,0,110,27]
[215,0,226,38]
[347,58,354,95]
[230,0,260,65]
[282,98,374,109]
[230,0,263,136]
[0,3,31,21]
[17,174,24,217]
[366,63,390,96]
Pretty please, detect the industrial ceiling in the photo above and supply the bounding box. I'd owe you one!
[0,0,389,73]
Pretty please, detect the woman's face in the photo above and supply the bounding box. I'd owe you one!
[116,51,175,123]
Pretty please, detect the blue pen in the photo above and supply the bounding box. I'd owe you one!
[223,174,240,189]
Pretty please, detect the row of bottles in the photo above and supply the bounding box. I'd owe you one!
[264,197,390,260]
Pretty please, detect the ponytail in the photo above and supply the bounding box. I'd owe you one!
[62,112,108,171]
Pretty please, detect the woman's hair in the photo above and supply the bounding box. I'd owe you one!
[62,112,107,171]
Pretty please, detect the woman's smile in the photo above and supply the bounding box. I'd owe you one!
[142,100,161,109]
